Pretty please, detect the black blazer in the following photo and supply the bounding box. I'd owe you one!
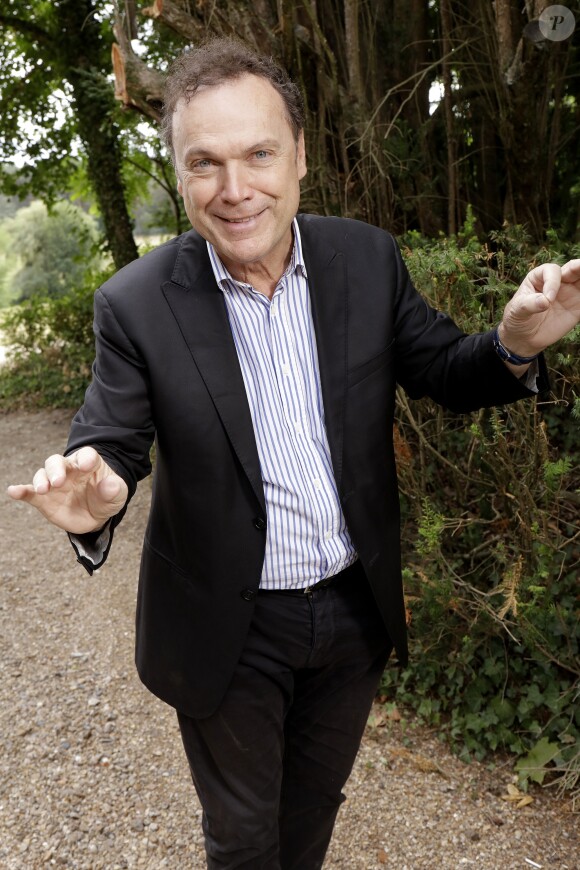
[67,214,545,717]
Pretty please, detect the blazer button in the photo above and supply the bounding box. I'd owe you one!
[240,588,257,601]
[253,517,267,530]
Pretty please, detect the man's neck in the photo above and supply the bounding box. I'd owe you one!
[216,227,297,300]
[224,261,286,299]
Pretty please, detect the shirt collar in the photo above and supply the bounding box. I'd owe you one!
[207,217,307,292]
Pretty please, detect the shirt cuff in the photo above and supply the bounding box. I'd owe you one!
[519,358,540,393]
[69,520,113,575]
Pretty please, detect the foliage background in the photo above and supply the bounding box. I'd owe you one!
[388,223,579,806]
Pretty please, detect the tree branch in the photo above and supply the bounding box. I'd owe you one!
[111,32,165,122]
[141,0,205,42]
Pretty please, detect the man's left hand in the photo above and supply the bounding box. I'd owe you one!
[499,259,580,357]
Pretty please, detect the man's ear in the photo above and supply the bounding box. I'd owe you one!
[297,130,307,180]
[176,175,183,196]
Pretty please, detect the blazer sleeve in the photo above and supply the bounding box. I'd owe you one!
[65,287,156,572]
[67,289,155,487]
[388,236,549,410]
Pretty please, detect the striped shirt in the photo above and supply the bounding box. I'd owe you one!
[207,219,357,590]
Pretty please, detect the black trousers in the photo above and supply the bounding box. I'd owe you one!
[177,561,392,870]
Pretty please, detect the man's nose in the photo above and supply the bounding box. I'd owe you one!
[220,163,252,203]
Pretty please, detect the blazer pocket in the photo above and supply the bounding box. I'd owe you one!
[143,537,192,581]
[347,340,395,388]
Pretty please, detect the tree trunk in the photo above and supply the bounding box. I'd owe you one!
[451,0,572,242]
[57,0,139,269]
[440,0,457,235]
[389,0,443,235]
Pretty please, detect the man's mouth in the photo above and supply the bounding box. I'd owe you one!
[218,209,266,224]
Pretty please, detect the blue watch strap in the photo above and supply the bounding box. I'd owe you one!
[492,327,540,365]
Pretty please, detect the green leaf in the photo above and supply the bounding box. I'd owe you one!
[515,738,560,785]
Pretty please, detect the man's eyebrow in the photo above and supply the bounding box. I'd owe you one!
[248,139,281,151]
[182,146,214,163]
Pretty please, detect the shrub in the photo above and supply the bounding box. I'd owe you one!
[382,220,580,803]
[0,268,113,409]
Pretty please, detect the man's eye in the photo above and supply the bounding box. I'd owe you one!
[254,150,268,159]
[193,159,212,170]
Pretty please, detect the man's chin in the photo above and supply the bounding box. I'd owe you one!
[213,238,266,266]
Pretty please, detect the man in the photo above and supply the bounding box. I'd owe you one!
[7,38,580,870]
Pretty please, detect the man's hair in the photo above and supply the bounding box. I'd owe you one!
[161,38,306,159]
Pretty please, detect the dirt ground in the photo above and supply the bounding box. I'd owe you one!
[0,408,578,869]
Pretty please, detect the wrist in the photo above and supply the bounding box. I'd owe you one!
[493,324,540,365]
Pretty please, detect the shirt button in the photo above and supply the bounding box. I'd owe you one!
[253,517,267,530]
[240,588,257,601]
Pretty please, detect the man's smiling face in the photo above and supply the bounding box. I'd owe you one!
[173,73,307,284]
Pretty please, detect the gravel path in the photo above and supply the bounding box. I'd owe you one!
[0,409,578,869]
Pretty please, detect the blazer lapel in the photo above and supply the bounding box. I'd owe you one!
[299,216,348,492]
[162,232,266,514]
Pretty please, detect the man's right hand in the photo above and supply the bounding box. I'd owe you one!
[6,446,128,534]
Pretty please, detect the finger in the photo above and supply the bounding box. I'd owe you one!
[98,474,127,505]
[561,258,580,282]
[71,445,103,474]
[525,294,550,315]
[32,467,51,494]
[527,263,561,303]
[44,448,101,486]
[43,453,70,492]
[508,291,550,321]
[6,483,36,501]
